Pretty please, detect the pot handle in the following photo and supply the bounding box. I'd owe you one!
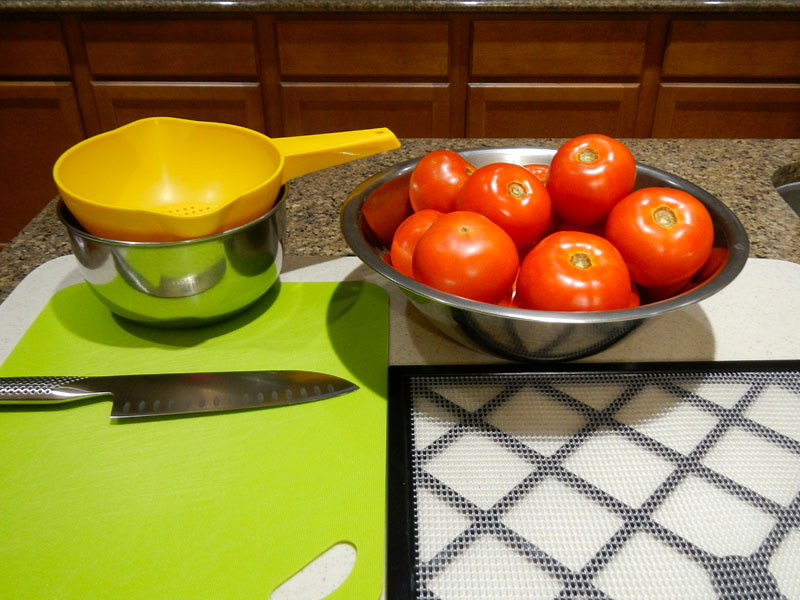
[271,128,400,184]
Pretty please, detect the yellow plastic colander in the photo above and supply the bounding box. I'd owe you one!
[53,117,400,242]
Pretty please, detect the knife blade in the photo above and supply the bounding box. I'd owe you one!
[0,371,358,419]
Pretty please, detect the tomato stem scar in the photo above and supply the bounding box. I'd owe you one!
[653,206,678,228]
[570,252,592,269]
[577,148,599,164]
[507,181,526,198]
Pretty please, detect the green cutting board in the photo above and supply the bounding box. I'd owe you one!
[0,279,389,599]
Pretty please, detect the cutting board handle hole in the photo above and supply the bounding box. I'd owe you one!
[269,541,357,600]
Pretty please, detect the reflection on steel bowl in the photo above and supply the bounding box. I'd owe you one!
[341,147,749,361]
[58,186,286,327]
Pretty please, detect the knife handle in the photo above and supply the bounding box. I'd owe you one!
[0,377,105,404]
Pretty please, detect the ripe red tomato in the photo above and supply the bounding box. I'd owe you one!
[546,134,636,226]
[361,173,413,246]
[389,209,443,278]
[604,187,714,288]
[639,278,693,303]
[412,211,519,303]
[629,282,641,308]
[540,210,562,241]
[496,272,519,307]
[456,162,552,251]
[409,150,475,213]
[497,288,518,308]
[674,247,729,296]
[516,231,632,312]
[692,247,728,285]
[523,163,549,184]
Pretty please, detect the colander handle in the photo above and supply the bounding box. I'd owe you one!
[271,127,400,183]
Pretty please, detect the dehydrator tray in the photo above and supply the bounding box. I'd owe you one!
[387,360,800,600]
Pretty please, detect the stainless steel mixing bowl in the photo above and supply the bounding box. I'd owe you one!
[341,147,750,361]
[58,186,286,327]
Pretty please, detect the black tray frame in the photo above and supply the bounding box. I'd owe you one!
[386,359,800,600]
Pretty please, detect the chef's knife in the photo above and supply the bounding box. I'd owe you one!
[0,371,358,419]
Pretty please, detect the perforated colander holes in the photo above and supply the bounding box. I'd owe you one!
[0,376,87,396]
[166,205,213,216]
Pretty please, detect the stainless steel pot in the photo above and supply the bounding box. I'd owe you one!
[341,147,749,361]
[58,186,286,327]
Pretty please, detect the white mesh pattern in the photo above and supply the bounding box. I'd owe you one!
[407,369,800,599]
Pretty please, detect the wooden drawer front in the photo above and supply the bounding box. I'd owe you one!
[0,82,84,243]
[281,83,451,137]
[663,21,800,78]
[467,83,640,138]
[471,20,648,78]
[277,21,450,78]
[652,83,800,138]
[82,20,258,78]
[0,21,70,77]
[91,82,264,132]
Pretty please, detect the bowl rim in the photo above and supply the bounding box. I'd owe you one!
[341,145,750,325]
[58,185,288,248]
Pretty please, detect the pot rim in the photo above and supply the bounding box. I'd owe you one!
[57,185,288,249]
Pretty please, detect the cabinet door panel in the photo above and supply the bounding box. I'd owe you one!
[281,83,451,137]
[663,20,800,78]
[0,20,71,77]
[472,20,648,77]
[0,82,84,244]
[277,21,449,78]
[468,83,640,138]
[652,83,800,138]
[92,82,265,132]
[82,19,258,78]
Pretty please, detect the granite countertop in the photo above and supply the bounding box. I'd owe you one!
[1,138,799,304]
[1,0,799,12]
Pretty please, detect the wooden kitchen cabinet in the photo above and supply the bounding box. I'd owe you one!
[80,18,265,134]
[0,20,84,246]
[0,82,84,244]
[653,19,800,138]
[276,20,450,78]
[281,82,452,137]
[661,20,800,79]
[468,19,650,138]
[81,19,259,78]
[275,19,458,137]
[652,83,800,138]
[0,20,71,77]
[92,82,265,131]
[471,19,648,78]
[467,83,641,138]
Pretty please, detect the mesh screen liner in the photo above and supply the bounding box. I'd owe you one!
[400,366,800,600]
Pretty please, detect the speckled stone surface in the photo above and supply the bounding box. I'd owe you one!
[1,138,799,303]
[1,0,798,12]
